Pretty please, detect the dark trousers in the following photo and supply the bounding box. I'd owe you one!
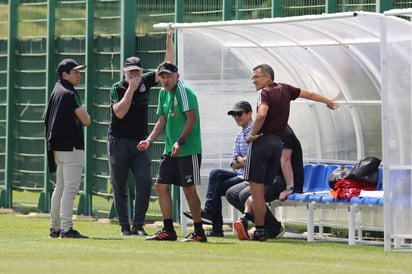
[205,169,243,232]
[108,137,152,227]
[226,180,282,233]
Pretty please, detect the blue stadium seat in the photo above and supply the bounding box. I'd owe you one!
[321,164,339,190]
[317,195,351,203]
[303,164,314,191]
[345,164,354,170]
[286,164,313,200]
[304,164,328,192]
[351,196,383,205]
[376,166,383,191]
[288,164,327,201]
[307,165,340,202]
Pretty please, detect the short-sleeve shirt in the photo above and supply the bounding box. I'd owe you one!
[258,82,300,135]
[108,71,157,140]
[157,80,202,157]
[45,79,84,151]
[231,120,254,176]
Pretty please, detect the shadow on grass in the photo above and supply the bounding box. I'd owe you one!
[89,237,125,241]
[202,241,237,245]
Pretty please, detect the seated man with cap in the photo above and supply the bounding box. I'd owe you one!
[183,101,254,237]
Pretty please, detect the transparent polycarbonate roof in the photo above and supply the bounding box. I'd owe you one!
[156,11,410,171]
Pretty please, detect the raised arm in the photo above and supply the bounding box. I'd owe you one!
[299,89,335,110]
[164,24,175,63]
[155,24,175,83]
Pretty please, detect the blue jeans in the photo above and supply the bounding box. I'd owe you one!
[108,137,152,228]
[205,169,243,232]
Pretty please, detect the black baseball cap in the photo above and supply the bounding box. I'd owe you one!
[227,101,253,115]
[57,59,86,78]
[124,56,143,71]
[157,61,178,75]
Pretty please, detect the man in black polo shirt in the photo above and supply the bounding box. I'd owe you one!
[45,58,91,239]
[108,25,174,236]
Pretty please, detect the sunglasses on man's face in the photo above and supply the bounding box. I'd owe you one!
[232,111,245,118]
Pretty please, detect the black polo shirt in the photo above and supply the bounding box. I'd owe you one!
[44,79,84,151]
[108,71,157,140]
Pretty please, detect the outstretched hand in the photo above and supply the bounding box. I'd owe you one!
[328,90,343,110]
[167,23,173,38]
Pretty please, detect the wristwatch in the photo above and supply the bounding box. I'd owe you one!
[286,185,294,191]
[177,138,185,146]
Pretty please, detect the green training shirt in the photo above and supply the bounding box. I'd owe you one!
[157,80,202,157]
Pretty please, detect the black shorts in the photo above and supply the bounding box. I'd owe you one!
[244,134,282,185]
[157,154,202,187]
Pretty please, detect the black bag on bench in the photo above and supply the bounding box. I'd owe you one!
[344,156,381,185]
[328,166,351,188]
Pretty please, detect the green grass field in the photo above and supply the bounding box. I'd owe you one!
[0,211,411,274]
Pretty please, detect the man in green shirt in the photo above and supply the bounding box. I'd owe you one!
[137,61,206,242]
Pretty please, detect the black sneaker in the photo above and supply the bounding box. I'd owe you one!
[182,209,213,225]
[49,228,61,238]
[131,226,148,236]
[181,230,207,242]
[120,224,131,236]
[233,217,249,240]
[146,229,177,241]
[60,228,89,239]
[252,228,267,241]
[206,230,224,237]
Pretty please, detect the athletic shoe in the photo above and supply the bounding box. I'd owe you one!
[251,228,267,241]
[60,228,89,239]
[49,229,61,238]
[181,230,207,242]
[206,230,224,237]
[183,209,213,225]
[120,224,131,236]
[131,226,147,236]
[146,229,177,241]
[233,217,249,240]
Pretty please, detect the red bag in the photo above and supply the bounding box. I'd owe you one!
[330,179,376,199]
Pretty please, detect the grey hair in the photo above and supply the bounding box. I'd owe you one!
[253,64,274,81]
